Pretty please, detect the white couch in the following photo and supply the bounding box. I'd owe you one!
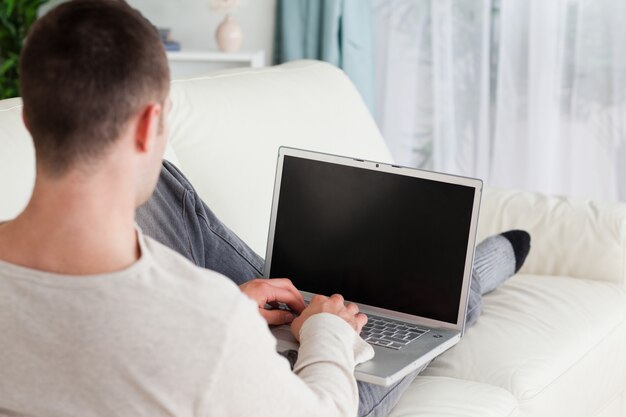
[2,60,626,417]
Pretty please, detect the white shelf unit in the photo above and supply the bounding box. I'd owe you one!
[166,50,266,79]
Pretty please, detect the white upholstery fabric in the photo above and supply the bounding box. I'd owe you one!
[422,274,626,417]
[478,188,626,287]
[388,376,518,417]
[0,98,34,220]
[597,390,626,417]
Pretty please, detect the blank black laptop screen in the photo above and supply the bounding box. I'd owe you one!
[269,155,476,324]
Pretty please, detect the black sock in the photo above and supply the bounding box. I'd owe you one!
[501,230,531,273]
[472,230,531,296]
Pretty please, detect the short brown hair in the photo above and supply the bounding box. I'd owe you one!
[20,0,170,176]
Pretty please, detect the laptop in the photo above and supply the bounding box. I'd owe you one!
[265,147,482,386]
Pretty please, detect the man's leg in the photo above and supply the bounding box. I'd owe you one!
[465,230,531,327]
[356,367,423,417]
[136,161,530,417]
[136,160,263,285]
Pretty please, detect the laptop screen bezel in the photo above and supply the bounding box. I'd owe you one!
[263,147,483,334]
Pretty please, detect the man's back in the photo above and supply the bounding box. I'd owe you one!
[0,233,242,416]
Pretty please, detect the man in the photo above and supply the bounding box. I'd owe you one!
[0,1,373,416]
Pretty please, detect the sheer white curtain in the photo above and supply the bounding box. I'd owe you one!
[430,0,492,179]
[373,0,435,169]
[373,0,493,176]
[491,0,626,201]
[373,0,626,202]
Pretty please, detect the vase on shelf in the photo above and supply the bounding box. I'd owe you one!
[215,14,243,53]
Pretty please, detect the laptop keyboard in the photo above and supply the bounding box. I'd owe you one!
[360,315,430,350]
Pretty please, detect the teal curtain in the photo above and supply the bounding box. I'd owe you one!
[274,0,375,113]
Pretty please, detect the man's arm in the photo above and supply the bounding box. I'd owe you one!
[206,293,374,417]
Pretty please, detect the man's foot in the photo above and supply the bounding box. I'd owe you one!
[501,230,532,273]
[473,230,531,295]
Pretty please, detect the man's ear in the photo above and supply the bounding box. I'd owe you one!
[22,109,31,132]
[135,103,162,153]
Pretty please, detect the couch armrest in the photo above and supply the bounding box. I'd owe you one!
[477,188,626,287]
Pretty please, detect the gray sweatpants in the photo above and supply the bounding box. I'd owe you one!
[136,160,483,417]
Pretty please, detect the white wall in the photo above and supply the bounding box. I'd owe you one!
[127,0,276,61]
[41,0,277,62]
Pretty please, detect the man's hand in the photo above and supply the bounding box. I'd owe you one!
[239,278,306,325]
[291,293,367,341]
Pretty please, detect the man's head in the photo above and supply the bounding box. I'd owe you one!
[20,0,170,204]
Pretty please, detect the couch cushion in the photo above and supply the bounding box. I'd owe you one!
[477,188,626,287]
[422,274,626,417]
[167,60,393,256]
[390,376,518,417]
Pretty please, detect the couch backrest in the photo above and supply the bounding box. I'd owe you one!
[0,98,34,221]
[0,60,392,256]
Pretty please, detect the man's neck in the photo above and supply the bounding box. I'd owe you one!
[0,170,140,276]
